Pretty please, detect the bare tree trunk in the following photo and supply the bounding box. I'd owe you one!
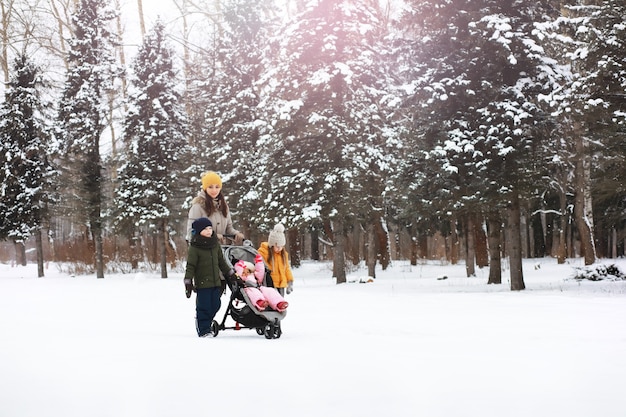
[366,223,376,278]
[611,227,617,258]
[14,240,26,266]
[449,217,459,264]
[393,224,401,260]
[574,129,596,265]
[567,220,574,258]
[347,222,360,265]
[486,212,502,285]
[418,234,427,259]
[408,226,418,266]
[310,225,320,261]
[36,229,45,277]
[130,228,139,270]
[374,215,390,269]
[160,220,168,278]
[520,206,529,258]
[1,0,11,84]
[136,0,146,37]
[507,190,525,291]
[48,0,73,70]
[473,213,489,267]
[557,180,568,264]
[287,227,301,267]
[333,221,346,284]
[465,215,476,277]
[93,223,104,278]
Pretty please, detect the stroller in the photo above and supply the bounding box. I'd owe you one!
[211,242,286,339]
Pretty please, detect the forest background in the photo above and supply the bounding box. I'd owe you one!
[0,0,624,288]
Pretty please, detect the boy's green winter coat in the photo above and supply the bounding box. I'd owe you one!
[184,239,231,289]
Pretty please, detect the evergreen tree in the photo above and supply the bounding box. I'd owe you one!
[185,0,281,237]
[113,20,189,277]
[0,54,56,276]
[57,0,120,278]
[392,0,562,289]
[256,0,399,281]
[539,0,626,264]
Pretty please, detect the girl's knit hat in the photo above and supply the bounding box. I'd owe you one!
[201,171,222,190]
[268,223,286,247]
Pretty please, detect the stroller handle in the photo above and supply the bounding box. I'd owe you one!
[223,234,253,247]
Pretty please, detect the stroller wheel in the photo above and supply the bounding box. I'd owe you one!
[210,320,219,337]
[263,323,273,339]
[273,323,282,339]
[256,327,264,336]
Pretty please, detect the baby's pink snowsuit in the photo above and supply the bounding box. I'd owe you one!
[235,255,288,312]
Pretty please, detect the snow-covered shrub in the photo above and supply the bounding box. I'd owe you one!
[570,264,626,281]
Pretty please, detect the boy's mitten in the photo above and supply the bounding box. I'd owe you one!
[184,278,193,298]
[287,281,293,294]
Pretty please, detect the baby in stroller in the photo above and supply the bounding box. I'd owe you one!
[235,254,289,312]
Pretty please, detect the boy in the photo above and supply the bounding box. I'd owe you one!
[184,217,234,337]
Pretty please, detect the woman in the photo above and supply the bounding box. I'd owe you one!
[187,171,244,244]
[258,223,294,296]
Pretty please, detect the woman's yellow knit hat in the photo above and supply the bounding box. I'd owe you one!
[201,171,222,190]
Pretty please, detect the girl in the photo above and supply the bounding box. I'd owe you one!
[257,223,294,296]
[187,171,244,244]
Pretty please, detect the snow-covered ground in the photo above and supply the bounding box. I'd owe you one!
[1,257,625,417]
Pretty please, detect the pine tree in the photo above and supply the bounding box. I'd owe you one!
[392,0,562,289]
[57,0,120,278]
[540,0,626,264]
[256,0,399,281]
[184,0,281,237]
[113,20,188,277]
[0,54,56,276]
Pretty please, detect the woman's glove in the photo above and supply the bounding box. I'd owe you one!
[286,281,293,294]
[220,279,227,294]
[184,278,194,298]
[234,232,245,245]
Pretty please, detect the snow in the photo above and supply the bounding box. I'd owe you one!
[1,257,626,417]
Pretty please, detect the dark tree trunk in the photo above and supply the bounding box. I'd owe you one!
[94,226,104,278]
[333,221,346,284]
[557,182,568,264]
[486,212,502,285]
[160,219,168,278]
[374,217,390,270]
[310,226,320,261]
[348,222,361,266]
[507,191,525,291]
[464,215,476,277]
[574,131,596,265]
[473,213,489,267]
[366,222,376,279]
[449,217,459,264]
[14,241,26,266]
[35,229,44,277]
[418,234,428,259]
[531,212,546,257]
[288,227,301,267]
[408,225,418,266]
[130,227,140,270]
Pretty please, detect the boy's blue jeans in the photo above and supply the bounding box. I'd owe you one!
[195,287,221,336]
